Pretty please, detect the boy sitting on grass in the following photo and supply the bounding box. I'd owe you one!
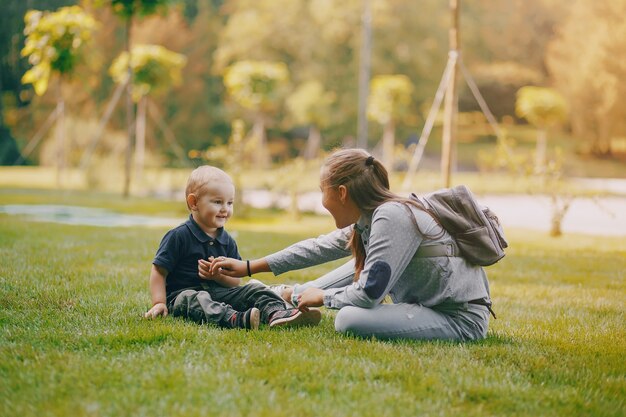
[144,165,322,330]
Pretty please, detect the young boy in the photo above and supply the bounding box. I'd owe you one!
[144,165,322,330]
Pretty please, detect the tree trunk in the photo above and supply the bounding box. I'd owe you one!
[289,188,301,220]
[123,16,134,198]
[304,124,321,160]
[549,194,572,237]
[55,78,65,188]
[382,119,395,171]
[135,95,147,183]
[251,114,269,167]
[356,0,372,149]
[535,128,547,173]
[441,0,459,188]
[596,113,613,156]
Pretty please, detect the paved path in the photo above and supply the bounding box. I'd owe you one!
[243,190,626,237]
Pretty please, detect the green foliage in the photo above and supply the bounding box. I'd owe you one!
[5,0,626,167]
[286,81,335,128]
[109,44,187,100]
[515,86,568,129]
[223,60,289,112]
[546,0,626,155]
[367,74,414,125]
[98,0,174,20]
[459,61,543,119]
[1,202,625,417]
[20,6,97,95]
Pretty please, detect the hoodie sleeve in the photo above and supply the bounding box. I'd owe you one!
[265,225,353,275]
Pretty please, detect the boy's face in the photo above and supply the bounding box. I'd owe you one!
[189,181,235,234]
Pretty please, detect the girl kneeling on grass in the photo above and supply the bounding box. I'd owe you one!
[201,148,493,341]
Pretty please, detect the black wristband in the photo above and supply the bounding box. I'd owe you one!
[246,260,252,277]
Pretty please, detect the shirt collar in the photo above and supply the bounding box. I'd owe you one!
[185,214,230,245]
[354,212,372,235]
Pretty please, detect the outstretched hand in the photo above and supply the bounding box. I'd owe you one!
[297,288,324,311]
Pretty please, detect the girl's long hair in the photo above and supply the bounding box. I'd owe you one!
[322,148,439,280]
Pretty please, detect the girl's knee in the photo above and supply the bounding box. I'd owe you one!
[334,306,362,334]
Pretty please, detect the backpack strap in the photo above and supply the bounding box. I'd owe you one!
[401,200,461,259]
[415,242,459,258]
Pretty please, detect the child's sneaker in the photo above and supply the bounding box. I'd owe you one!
[268,308,321,328]
[248,279,295,307]
[229,307,260,330]
[268,284,296,307]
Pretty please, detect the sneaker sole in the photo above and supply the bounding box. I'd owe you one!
[269,308,322,328]
[249,308,260,330]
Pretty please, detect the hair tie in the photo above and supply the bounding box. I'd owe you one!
[365,156,375,166]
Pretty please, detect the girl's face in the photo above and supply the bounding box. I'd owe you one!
[320,167,361,228]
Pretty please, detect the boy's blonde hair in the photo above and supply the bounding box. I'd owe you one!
[185,165,233,210]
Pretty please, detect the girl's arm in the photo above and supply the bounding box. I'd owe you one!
[203,226,353,278]
[264,226,353,275]
[199,256,272,278]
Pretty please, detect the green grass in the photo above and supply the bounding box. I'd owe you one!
[1,196,625,417]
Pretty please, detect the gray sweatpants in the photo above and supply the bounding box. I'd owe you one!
[292,259,489,341]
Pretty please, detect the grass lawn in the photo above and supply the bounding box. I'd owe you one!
[1,198,625,416]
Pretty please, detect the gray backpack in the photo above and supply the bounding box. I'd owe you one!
[410,185,508,266]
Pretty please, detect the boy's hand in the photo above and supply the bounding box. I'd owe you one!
[199,257,241,287]
[198,256,221,280]
[145,302,168,319]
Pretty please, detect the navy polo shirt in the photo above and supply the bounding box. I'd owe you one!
[153,214,241,301]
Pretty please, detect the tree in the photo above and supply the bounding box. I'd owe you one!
[515,86,567,173]
[110,44,186,179]
[0,0,77,165]
[367,74,413,170]
[214,0,440,144]
[286,81,335,159]
[96,0,174,196]
[547,0,626,157]
[21,5,96,185]
[131,1,225,158]
[223,60,289,167]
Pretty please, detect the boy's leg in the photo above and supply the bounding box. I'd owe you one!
[170,289,258,329]
[210,282,286,323]
[212,282,321,327]
[333,303,489,341]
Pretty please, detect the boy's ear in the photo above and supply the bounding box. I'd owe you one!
[187,193,198,210]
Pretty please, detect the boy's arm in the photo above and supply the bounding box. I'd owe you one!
[145,264,169,319]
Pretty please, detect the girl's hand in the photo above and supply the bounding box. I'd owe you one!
[203,257,247,278]
[297,288,324,311]
[144,302,168,319]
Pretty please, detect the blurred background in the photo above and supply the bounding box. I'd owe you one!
[1,0,625,235]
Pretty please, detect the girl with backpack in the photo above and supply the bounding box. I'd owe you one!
[201,148,493,341]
